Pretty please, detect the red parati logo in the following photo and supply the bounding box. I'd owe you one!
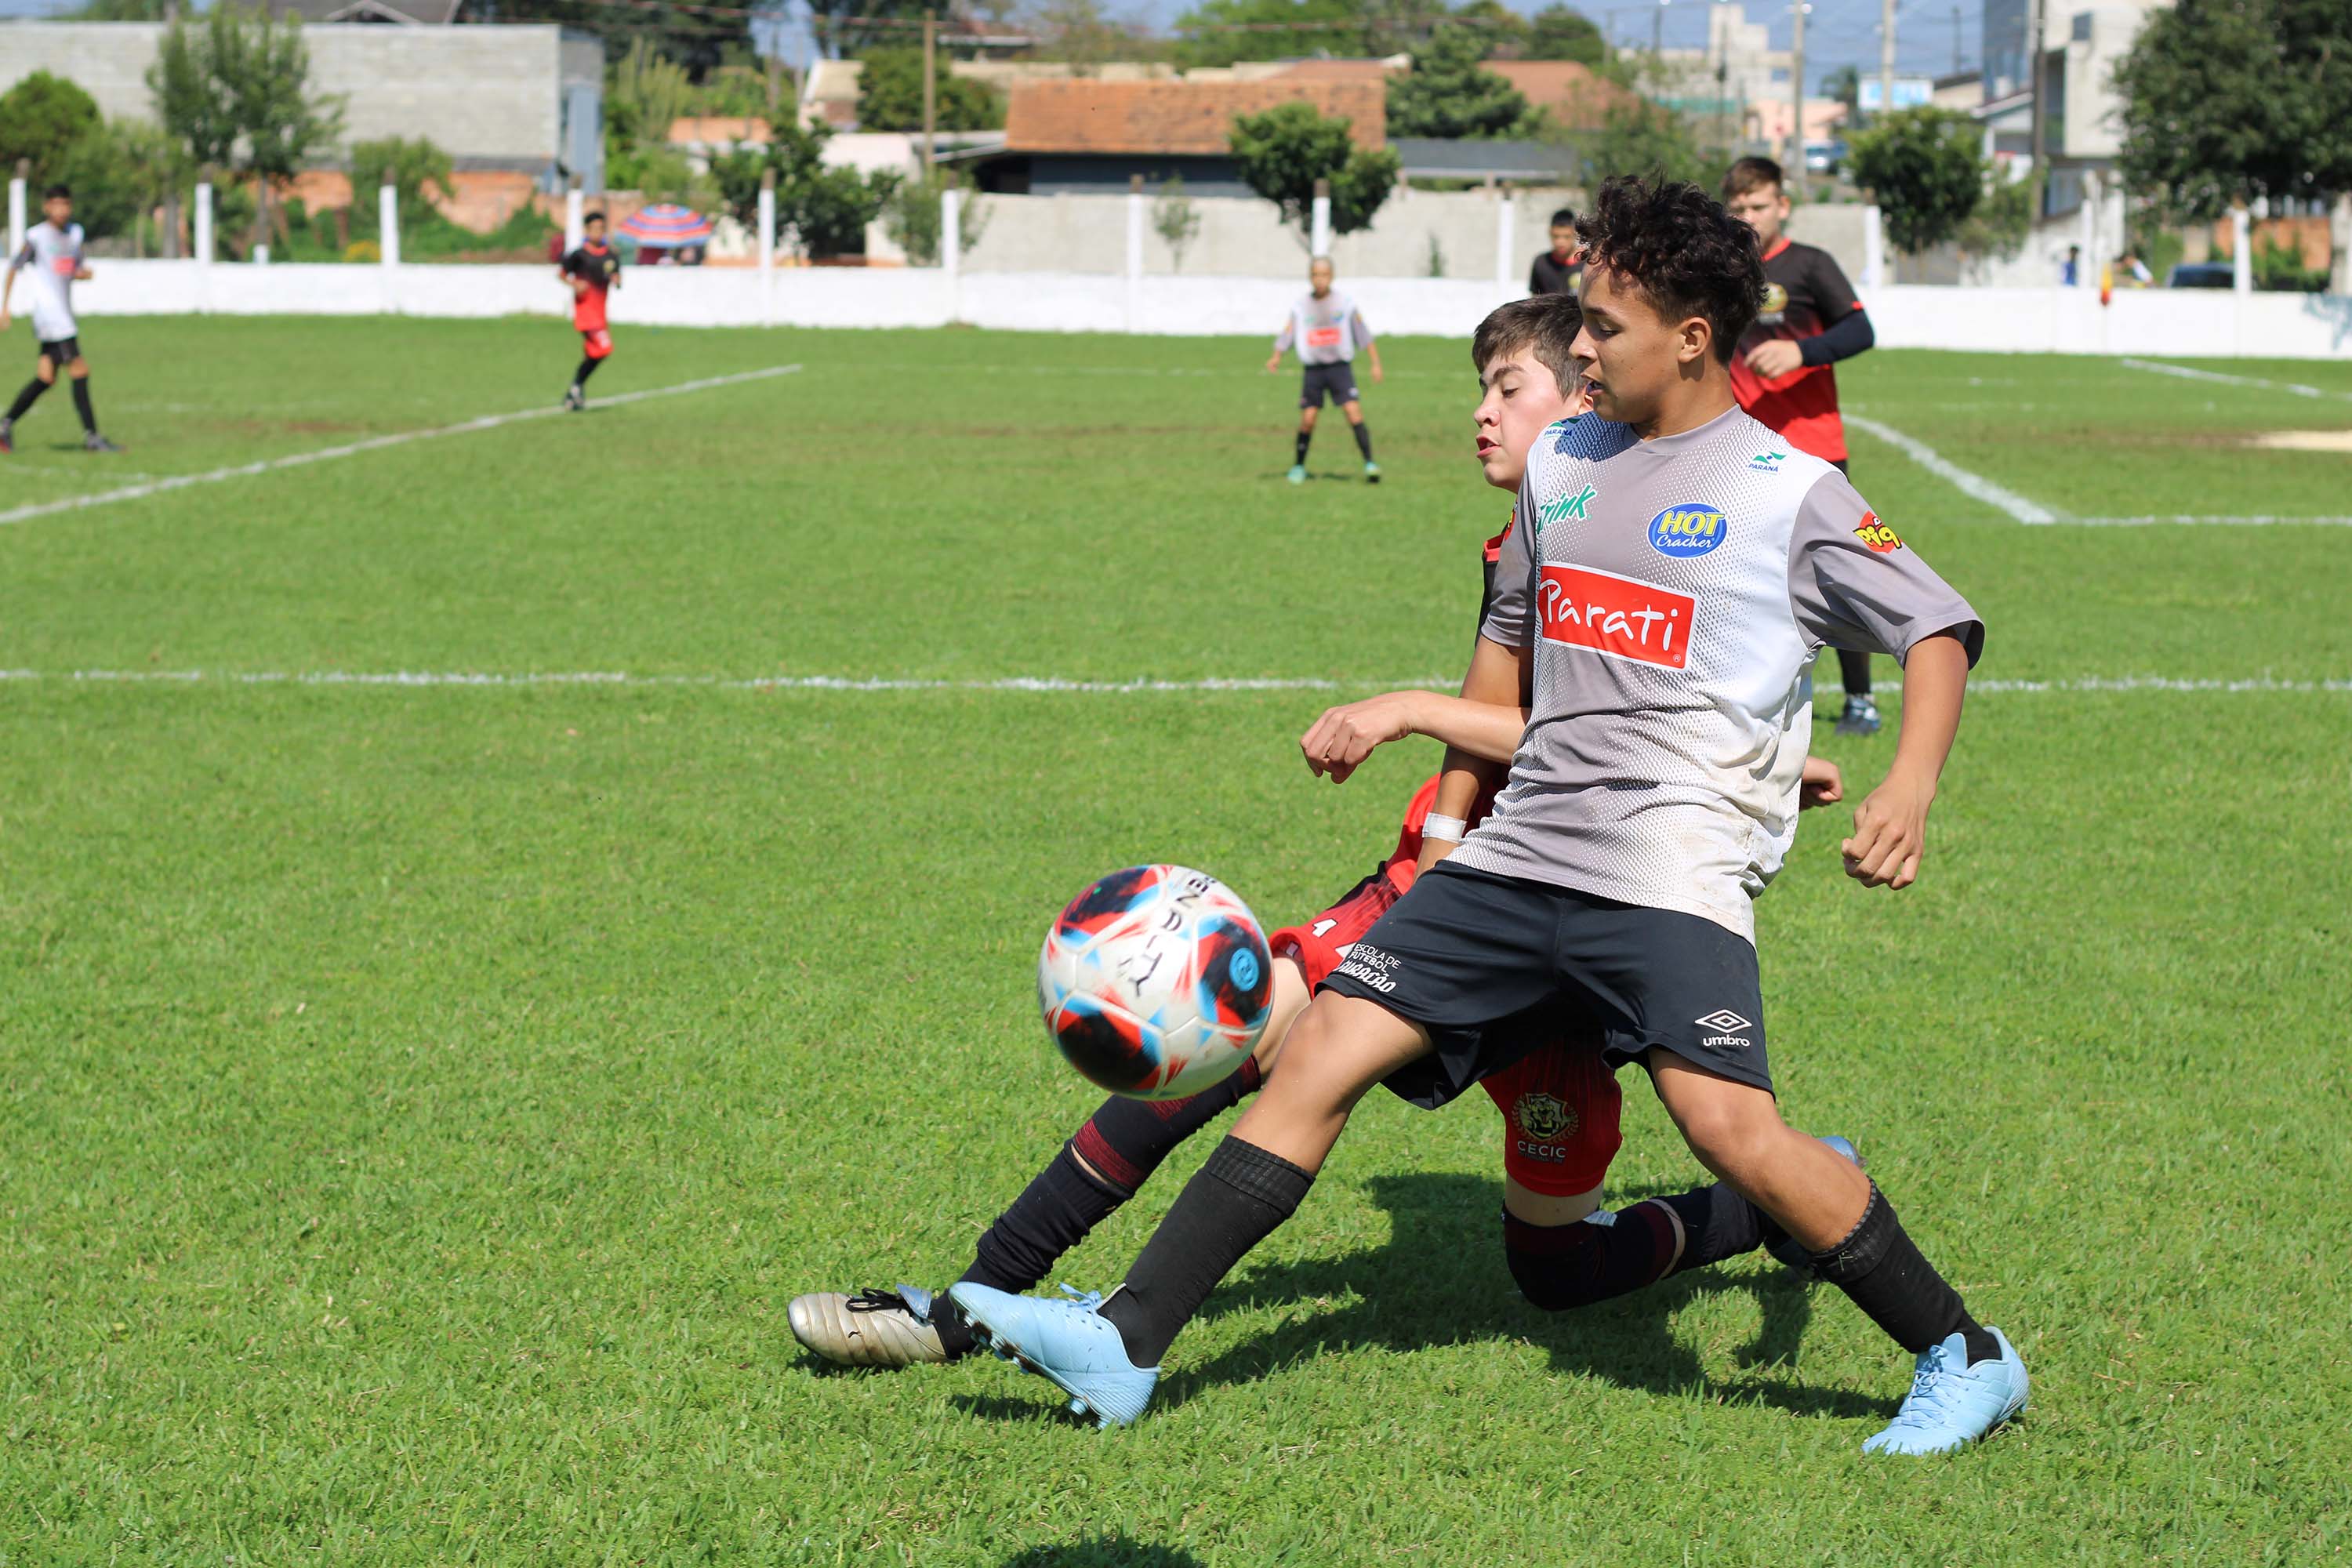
[1537,564,1693,670]
[1853,513,1904,554]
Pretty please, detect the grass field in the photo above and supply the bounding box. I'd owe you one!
[2,318,2347,1565]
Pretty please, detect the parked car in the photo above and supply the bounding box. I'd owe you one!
[1803,140,1847,175]
[2166,263,2234,289]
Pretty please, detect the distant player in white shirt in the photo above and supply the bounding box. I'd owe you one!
[1,183,118,455]
[1265,256,1382,485]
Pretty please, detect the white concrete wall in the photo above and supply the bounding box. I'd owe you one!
[0,21,567,165]
[964,187,1581,281]
[64,260,2352,360]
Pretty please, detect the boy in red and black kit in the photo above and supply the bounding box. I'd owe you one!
[558,211,620,412]
[1723,157,1884,735]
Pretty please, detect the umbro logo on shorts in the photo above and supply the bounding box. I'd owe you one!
[1696,1008,1753,1049]
[1695,1009,1751,1032]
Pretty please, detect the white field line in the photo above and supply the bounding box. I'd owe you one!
[1841,414,2060,524]
[2057,514,2352,527]
[2119,358,2352,404]
[0,668,2343,695]
[0,365,804,528]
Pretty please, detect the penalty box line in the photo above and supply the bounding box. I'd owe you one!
[1,669,2346,695]
[0,365,805,530]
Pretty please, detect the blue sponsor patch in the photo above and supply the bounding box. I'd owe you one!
[1647,503,1730,557]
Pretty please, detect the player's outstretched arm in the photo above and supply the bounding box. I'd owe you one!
[1842,632,1967,889]
[1417,633,1529,875]
[1298,689,1525,782]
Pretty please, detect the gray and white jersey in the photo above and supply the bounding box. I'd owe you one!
[1276,290,1373,365]
[1451,403,1983,941]
[9,220,84,342]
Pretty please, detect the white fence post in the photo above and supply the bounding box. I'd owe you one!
[1126,173,1145,334]
[379,182,400,314]
[193,176,213,262]
[2076,172,2099,289]
[1862,203,1887,289]
[758,169,776,328]
[2230,207,2252,297]
[942,184,961,324]
[1310,177,1332,259]
[1493,191,1514,291]
[564,176,585,254]
[5,162,24,264]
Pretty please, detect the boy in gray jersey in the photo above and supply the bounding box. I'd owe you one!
[953,179,2029,1457]
[1266,257,1382,485]
[0,185,118,456]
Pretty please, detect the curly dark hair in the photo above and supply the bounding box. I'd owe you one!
[1471,293,1583,392]
[1577,176,1764,365]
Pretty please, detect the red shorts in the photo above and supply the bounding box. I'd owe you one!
[579,327,613,360]
[1267,776,1623,1197]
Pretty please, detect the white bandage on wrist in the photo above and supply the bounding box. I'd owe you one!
[1421,813,1468,844]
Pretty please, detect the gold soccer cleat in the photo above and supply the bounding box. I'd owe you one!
[788,1285,949,1368]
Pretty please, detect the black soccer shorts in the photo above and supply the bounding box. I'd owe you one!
[1319,861,1774,1102]
[1299,362,1360,408]
[37,336,80,366]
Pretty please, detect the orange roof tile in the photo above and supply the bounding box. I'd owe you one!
[1003,79,1385,156]
[1488,60,1639,132]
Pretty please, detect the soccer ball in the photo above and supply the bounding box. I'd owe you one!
[1038,865,1274,1100]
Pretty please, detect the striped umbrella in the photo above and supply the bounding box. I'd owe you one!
[617,204,715,247]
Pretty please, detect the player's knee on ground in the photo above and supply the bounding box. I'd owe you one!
[1501,1210,1616,1312]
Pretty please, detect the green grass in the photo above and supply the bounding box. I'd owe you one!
[2,320,2347,1564]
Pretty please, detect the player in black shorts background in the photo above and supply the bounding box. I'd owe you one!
[1266,258,1383,485]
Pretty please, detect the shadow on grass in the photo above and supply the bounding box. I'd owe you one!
[1152,1171,1883,1421]
[999,1538,1206,1567]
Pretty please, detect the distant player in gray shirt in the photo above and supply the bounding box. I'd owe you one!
[942,179,2029,1460]
[1265,257,1383,485]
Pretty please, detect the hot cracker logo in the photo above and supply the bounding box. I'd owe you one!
[1853,512,1904,554]
[1648,503,1730,557]
[1536,483,1598,535]
[1537,564,1692,670]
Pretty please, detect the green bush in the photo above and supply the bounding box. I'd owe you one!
[0,70,101,177]
[2252,233,2328,292]
[350,136,452,219]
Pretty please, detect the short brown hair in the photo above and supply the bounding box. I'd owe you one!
[1472,292,1584,393]
[1722,157,1784,200]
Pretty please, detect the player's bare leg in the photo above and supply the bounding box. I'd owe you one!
[1340,397,1378,482]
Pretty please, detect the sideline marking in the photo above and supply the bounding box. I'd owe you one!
[0,669,2342,695]
[0,365,804,528]
[1842,414,2060,524]
[2120,358,2352,404]
[2061,514,2352,528]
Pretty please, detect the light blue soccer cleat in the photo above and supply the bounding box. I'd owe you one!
[1863,1327,2030,1455]
[1764,1134,1867,1272]
[1363,460,1381,484]
[947,1281,1160,1429]
[1287,463,1307,485]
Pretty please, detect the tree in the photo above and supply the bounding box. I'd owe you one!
[1954,169,2037,268]
[1525,4,1608,67]
[0,71,101,178]
[1822,63,1860,127]
[68,0,170,15]
[147,4,343,249]
[468,0,756,77]
[604,38,697,160]
[855,48,1005,133]
[1579,97,1724,189]
[2115,0,2352,223]
[1387,25,1548,140]
[1229,100,1400,241]
[1153,173,1203,272]
[1173,0,1367,71]
[1847,107,1982,253]
[351,136,454,216]
[709,118,902,259]
[1026,0,1160,72]
[1452,0,1531,56]
[881,170,989,265]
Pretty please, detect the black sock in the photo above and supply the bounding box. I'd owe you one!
[5,377,47,423]
[574,356,602,389]
[946,1060,1265,1356]
[71,376,96,435]
[1838,648,1872,699]
[1296,428,1315,466]
[1352,420,1374,460]
[1098,1135,1314,1367]
[1501,1182,1765,1309]
[1811,1182,1998,1364]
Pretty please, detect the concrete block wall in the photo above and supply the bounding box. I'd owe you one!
[0,21,566,166]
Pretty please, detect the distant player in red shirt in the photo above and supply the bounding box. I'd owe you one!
[558,212,621,412]
[1723,157,1885,735]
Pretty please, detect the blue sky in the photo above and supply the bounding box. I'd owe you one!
[0,0,1980,93]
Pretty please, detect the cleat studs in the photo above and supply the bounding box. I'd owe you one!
[1069,1397,1088,1417]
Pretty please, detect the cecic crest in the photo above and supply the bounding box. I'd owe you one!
[1515,1091,1576,1142]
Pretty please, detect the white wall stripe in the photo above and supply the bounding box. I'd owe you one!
[1841,414,2061,524]
[2119,358,2352,404]
[0,365,804,529]
[0,668,2341,695]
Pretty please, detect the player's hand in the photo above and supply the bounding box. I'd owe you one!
[1798,755,1842,810]
[1299,692,1424,783]
[1265,354,1281,373]
[1744,339,1805,379]
[1370,361,1385,384]
[1842,768,1935,889]
[74,266,93,281]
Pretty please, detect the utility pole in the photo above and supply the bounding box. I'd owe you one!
[1787,0,1806,199]
[1951,4,1962,73]
[2026,0,2044,206]
[922,11,937,179]
[1653,0,1666,58]
[1878,0,1897,123]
